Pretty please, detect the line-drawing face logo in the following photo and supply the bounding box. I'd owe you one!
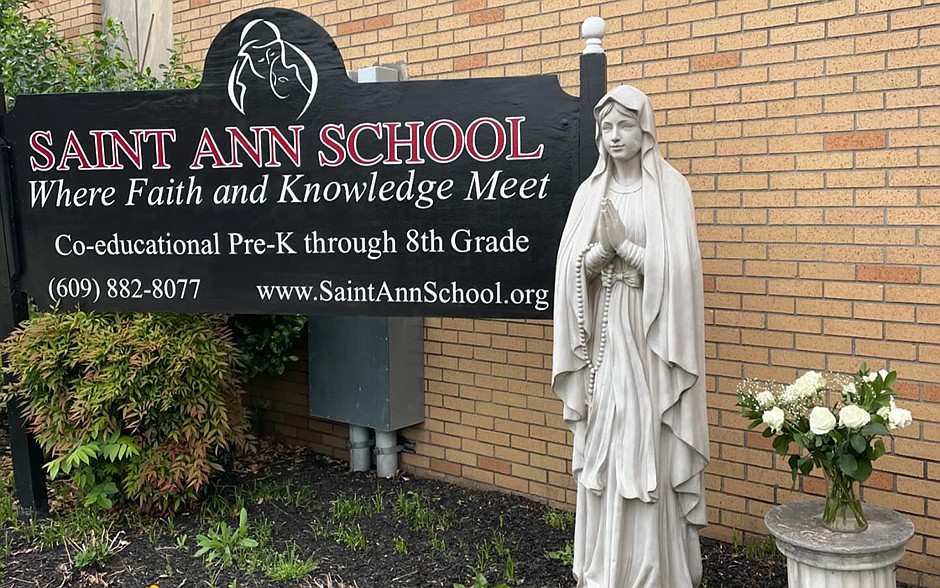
[227,19,318,120]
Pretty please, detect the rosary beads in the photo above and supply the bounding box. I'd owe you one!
[575,243,614,404]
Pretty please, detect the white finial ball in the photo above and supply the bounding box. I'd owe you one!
[581,16,606,40]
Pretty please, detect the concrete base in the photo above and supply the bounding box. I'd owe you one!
[765,500,914,588]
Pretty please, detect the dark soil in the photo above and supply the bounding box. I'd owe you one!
[0,432,905,588]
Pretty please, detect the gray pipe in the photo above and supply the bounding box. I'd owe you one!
[349,425,371,472]
[375,430,400,478]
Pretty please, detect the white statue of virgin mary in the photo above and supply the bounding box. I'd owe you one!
[552,85,710,588]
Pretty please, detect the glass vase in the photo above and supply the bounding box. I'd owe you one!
[822,466,867,532]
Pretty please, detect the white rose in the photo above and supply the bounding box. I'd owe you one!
[762,407,786,432]
[878,369,890,380]
[755,391,776,409]
[877,399,896,420]
[863,372,877,383]
[809,407,837,435]
[887,407,912,430]
[839,404,872,430]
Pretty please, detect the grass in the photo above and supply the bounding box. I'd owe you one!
[731,530,782,562]
[0,455,526,586]
[69,528,127,570]
[542,508,574,532]
[394,488,451,532]
[261,543,318,581]
[200,492,243,525]
[332,523,366,550]
[331,493,370,522]
[244,479,314,507]
[429,532,446,553]
[308,517,330,540]
[0,467,345,585]
[0,472,17,529]
[0,439,794,588]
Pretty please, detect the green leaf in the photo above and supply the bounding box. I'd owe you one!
[788,454,800,471]
[45,459,61,479]
[860,422,889,437]
[854,458,873,483]
[850,434,867,454]
[837,454,858,476]
[798,456,814,476]
[869,438,886,460]
[772,435,792,456]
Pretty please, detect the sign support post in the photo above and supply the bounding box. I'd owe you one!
[0,84,49,517]
[579,18,608,183]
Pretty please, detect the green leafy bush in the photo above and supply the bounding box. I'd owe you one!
[0,0,198,108]
[0,312,253,513]
[0,0,245,515]
[228,315,307,380]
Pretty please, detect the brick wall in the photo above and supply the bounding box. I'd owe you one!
[38,0,940,584]
[26,0,101,37]
[244,340,352,460]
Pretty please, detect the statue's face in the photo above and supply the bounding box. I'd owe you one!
[600,107,642,163]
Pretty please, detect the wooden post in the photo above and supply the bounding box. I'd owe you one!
[0,84,49,517]
[579,17,607,183]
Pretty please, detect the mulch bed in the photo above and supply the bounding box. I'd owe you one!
[0,431,911,588]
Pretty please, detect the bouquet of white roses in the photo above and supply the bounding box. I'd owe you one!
[737,364,912,531]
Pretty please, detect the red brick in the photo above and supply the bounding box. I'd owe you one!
[363,15,393,31]
[926,386,940,403]
[429,458,462,477]
[858,265,921,284]
[825,132,887,151]
[454,54,487,70]
[337,20,364,35]
[454,0,487,13]
[691,51,741,71]
[470,8,503,26]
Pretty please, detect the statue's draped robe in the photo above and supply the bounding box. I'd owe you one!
[552,86,709,588]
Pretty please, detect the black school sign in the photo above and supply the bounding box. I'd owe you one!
[0,8,610,320]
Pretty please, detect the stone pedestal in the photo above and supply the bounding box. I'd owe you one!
[765,500,914,588]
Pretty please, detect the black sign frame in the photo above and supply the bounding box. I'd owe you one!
[0,8,607,514]
[3,8,603,320]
